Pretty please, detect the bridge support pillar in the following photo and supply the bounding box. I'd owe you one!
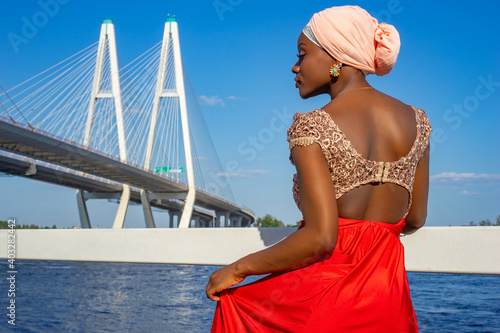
[169,210,182,228]
[178,189,195,228]
[193,215,200,228]
[200,218,211,228]
[242,218,251,227]
[230,215,243,228]
[140,189,156,228]
[75,190,126,229]
[76,189,91,229]
[215,211,231,228]
[141,192,188,228]
[112,185,130,229]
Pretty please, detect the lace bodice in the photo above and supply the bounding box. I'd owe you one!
[287,106,432,217]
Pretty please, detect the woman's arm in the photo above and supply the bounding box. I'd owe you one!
[403,145,430,234]
[206,143,338,301]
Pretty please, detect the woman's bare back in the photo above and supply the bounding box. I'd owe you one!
[322,89,419,223]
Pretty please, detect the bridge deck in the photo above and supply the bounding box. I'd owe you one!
[0,151,216,222]
[0,119,253,221]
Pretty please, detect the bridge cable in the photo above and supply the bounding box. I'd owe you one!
[0,83,33,129]
[0,99,16,123]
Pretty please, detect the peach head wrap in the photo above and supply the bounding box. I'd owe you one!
[306,6,400,76]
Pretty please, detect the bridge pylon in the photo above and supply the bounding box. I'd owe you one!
[141,15,196,228]
[77,18,130,229]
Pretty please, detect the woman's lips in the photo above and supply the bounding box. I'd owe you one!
[295,80,300,88]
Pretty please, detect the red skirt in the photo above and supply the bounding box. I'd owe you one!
[211,218,418,332]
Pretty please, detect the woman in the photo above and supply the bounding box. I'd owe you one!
[206,5,432,332]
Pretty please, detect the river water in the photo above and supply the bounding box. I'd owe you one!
[1,260,499,332]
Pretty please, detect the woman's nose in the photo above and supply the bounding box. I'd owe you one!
[291,61,299,74]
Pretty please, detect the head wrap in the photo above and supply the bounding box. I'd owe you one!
[303,6,400,76]
[302,24,322,49]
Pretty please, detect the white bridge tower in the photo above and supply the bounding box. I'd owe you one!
[77,18,130,229]
[140,15,196,228]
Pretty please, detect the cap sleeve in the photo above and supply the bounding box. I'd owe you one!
[287,110,330,165]
[287,111,322,150]
[415,107,433,159]
[421,108,433,145]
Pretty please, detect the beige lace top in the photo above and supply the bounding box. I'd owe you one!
[287,106,432,217]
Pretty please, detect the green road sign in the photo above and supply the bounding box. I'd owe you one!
[155,166,184,173]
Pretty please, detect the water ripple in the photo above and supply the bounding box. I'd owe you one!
[0,261,498,332]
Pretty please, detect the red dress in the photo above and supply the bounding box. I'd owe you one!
[211,218,418,332]
[211,108,430,332]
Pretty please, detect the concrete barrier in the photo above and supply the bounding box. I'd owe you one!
[0,226,498,275]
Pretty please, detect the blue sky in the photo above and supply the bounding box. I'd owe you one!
[0,0,499,228]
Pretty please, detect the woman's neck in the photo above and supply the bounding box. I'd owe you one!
[329,69,370,100]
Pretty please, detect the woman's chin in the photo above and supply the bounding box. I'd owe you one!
[298,88,312,100]
[299,89,319,100]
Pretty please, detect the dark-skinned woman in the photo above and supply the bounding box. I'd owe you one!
[206,5,431,332]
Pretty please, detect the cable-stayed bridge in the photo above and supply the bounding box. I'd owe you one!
[0,16,254,229]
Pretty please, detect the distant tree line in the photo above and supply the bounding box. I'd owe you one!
[468,215,500,226]
[253,214,301,228]
[255,214,500,228]
[0,221,57,229]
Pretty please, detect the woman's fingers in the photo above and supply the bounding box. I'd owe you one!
[206,268,225,301]
[205,277,220,301]
[206,288,220,301]
[205,265,245,301]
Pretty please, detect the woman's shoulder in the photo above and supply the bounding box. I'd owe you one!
[411,105,431,126]
[291,108,328,121]
[393,101,431,134]
[287,109,332,140]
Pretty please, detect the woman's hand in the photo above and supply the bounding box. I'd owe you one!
[206,263,245,301]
